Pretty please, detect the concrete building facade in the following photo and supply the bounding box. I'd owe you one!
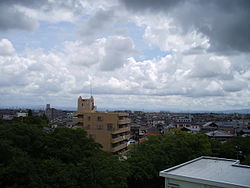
[76,96,130,154]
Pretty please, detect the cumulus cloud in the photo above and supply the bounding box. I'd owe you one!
[0,49,75,99]
[121,0,182,12]
[62,40,100,66]
[0,0,249,110]
[0,39,15,56]
[189,55,233,80]
[0,39,249,110]
[0,0,93,31]
[121,0,250,53]
[0,5,37,31]
[61,36,136,71]
[141,15,210,53]
[78,8,116,42]
[222,79,248,92]
[100,36,136,71]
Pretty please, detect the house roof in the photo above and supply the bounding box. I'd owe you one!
[160,156,250,188]
[219,125,235,129]
[205,130,234,137]
[202,122,218,127]
[144,131,160,136]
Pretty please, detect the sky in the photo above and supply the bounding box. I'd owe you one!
[0,0,249,111]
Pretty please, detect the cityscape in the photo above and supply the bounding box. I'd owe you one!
[1,0,250,187]
[1,95,250,187]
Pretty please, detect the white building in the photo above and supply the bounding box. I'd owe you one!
[16,112,28,117]
[160,156,250,188]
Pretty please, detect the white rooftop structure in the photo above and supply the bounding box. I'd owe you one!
[205,130,235,138]
[16,112,28,117]
[202,122,217,127]
[160,156,250,188]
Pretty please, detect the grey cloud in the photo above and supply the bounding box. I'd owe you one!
[120,0,250,53]
[185,81,225,98]
[0,0,48,31]
[222,80,248,92]
[186,90,225,98]
[0,74,29,87]
[100,36,135,71]
[0,0,84,12]
[0,0,85,31]
[78,8,116,42]
[120,0,182,12]
[188,55,233,80]
[0,0,46,7]
[0,6,37,31]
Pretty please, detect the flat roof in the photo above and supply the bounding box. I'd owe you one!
[160,156,250,188]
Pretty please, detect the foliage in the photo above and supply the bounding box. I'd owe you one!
[0,119,128,188]
[126,130,212,188]
[0,116,48,127]
[28,109,33,117]
[210,136,250,165]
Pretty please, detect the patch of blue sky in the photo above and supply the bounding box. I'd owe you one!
[114,22,170,61]
[0,21,76,53]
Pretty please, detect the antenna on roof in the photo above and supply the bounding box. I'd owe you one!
[89,80,93,97]
[90,84,93,97]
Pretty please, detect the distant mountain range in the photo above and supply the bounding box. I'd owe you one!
[216,109,250,114]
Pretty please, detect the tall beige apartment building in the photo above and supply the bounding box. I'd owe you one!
[76,96,130,154]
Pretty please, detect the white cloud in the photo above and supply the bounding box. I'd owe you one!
[60,36,136,71]
[63,40,100,66]
[0,39,249,110]
[16,5,77,23]
[189,55,233,80]
[0,39,15,56]
[0,0,119,31]
[133,14,210,53]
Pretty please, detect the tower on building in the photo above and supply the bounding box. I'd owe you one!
[75,96,131,154]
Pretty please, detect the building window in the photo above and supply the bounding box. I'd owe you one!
[86,125,90,129]
[97,116,103,121]
[168,183,179,188]
[96,125,102,130]
[107,124,113,131]
[88,116,91,121]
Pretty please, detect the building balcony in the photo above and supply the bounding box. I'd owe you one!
[73,118,83,126]
[118,119,130,124]
[112,127,130,134]
[76,112,83,117]
[111,143,128,153]
[118,112,129,117]
[112,134,130,143]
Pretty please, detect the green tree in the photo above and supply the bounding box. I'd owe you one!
[126,130,212,188]
[28,109,33,117]
[0,120,129,188]
[211,136,250,164]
